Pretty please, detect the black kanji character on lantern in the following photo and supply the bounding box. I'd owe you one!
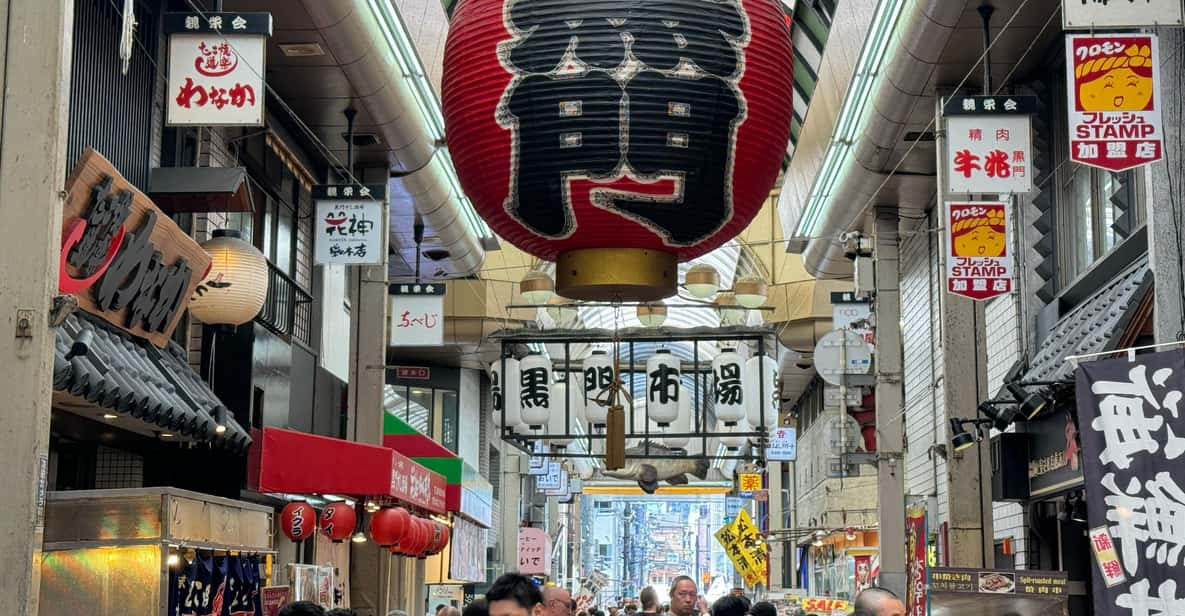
[503,2,627,73]
[649,363,680,405]
[716,362,743,405]
[505,71,623,237]
[629,0,746,77]
[492,368,504,411]
[68,176,132,276]
[585,364,613,394]
[618,71,740,244]
[521,367,551,409]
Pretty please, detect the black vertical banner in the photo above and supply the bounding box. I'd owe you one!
[1075,350,1185,615]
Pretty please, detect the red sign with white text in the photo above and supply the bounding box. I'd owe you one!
[1066,34,1163,171]
[945,202,1013,301]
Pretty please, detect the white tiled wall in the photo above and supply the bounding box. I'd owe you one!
[900,214,949,528]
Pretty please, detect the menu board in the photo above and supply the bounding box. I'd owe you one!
[929,567,1068,597]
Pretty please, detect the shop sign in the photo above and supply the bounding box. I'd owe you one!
[390,450,448,513]
[737,472,763,497]
[1074,350,1185,615]
[1065,34,1163,172]
[725,496,743,519]
[527,441,548,475]
[261,586,290,616]
[800,599,849,613]
[766,427,797,462]
[714,508,767,587]
[905,504,928,616]
[945,201,1013,301]
[1027,409,1083,497]
[537,462,564,491]
[389,283,445,347]
[929,567,1068,596]
[944,98,1034,195]
[1062,0,1183,29]
[831,295,873,346]
[459,463,494,527]
[395,366,431,380]
[1089,526,1127,588]
[543,470,569,497]
[61,148,211,348]
[314,184,388,265]
[517,527,551,574]
[165,12,271,126]
[449,517,488,583]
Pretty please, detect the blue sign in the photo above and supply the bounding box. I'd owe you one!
[725,496,743,518]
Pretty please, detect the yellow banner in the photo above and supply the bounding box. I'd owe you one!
[713,509,768,586]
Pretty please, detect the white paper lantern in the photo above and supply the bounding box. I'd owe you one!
[519,353,552,429]
[745,355,780,431]
[636,303,667,327]
[712,349,746,426]
[662,387,693,450]
[491,358,523,430]
[188,230,269,325]
[548,374,584,449]
[645,349,681,427]
[720,418,748,450]
[582,351,614,427]
[520,270,555,305]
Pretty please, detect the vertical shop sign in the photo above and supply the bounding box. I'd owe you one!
[314,184,388,265]
[945,202,1013,301]
[905,504,928,616]
[943,96,1036,195]
[737,472,763,498]
[1065,34,1163,172]
[1062,0,1183,29]
[389,284,445,347]
[517,527,551,574]
[165,12,271,126]
[766,428,797,462]
[1075,350,1185,615]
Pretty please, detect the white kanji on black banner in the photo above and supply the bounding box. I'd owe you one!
[1076,350,1185,615]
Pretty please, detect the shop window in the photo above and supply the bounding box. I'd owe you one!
[439,390,460,453]
[94,446,144,489]
[1056,165,1144,286]
[383,384,458,441]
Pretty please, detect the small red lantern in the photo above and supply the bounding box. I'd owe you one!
[425,521,451,555]
[442,0,794,301]
[279,501,315,542]
[370,507,411,547]
[406,517,430,557]
[319,502,356,542]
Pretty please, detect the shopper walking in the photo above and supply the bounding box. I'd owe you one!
[667,576,699,616]
[488,574,546,616]
[638,587,659,616]
[852,588,905,616]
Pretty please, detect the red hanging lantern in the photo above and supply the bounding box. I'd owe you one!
[425,521,451,555]
[407,517,431,557]
[442,0,794,301]
[319,501,356,543]
[370,507,411,548]
[279,501,316,542]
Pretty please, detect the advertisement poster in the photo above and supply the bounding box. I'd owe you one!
[905,504,928,616]
[853,554,874,596]
[1065,34,1163,172]
[945,202,1013,301]
[1075,350,1185,614]
[262,586,290,616]
[714,509,769,587]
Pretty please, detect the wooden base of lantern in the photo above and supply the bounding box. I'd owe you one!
[555,248,676,302]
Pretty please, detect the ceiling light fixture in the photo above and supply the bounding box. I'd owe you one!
[733,276,768,309]
[520,271,556,305]
[683,264,721,298]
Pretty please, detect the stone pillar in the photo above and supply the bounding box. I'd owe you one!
[0,1,73,613]
[873,208,907,597]
[1147,29,1185,344]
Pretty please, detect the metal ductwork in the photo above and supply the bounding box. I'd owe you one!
[784,0,971,278]
[301,0,486,277]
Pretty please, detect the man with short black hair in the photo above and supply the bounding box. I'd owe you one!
[488,574,546,616]
[852,588,905,616]
[638,587,659,616]
[668,576,699,616]
[279,601,326,616]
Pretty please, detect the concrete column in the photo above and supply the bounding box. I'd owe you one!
[767,462,784,589]
[872,208,907,597]
[1147,28,1185,345]
[0,1,73,614]
[349,257,392,615]
[500,449,525,574]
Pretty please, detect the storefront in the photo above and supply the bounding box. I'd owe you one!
[800,530,879,601]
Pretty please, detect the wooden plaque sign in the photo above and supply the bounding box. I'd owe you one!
[60,148,211,347]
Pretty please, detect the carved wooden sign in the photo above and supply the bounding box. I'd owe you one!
[60,148,211,347]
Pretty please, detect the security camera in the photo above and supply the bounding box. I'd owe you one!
[840,231,872,259]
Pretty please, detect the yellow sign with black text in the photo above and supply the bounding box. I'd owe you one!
[714,509,767,587]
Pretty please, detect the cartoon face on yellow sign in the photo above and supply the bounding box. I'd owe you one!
[951,208,1006,258]
[1075,43,1154,112]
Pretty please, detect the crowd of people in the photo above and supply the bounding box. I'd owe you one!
[271,573,905,616]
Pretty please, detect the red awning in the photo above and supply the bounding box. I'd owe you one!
[248,427,447,514]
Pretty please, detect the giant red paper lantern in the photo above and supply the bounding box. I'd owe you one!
[279,501,316,542]
[319,501,356,543]
[370,507,411,548]
[443,0,793,300]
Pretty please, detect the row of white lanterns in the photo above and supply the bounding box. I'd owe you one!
[491,349,779,452]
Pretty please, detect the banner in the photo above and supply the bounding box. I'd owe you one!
[945,202,1013,301]
[1065,34,1163,172]
[905,504,928,616]
[714,509,768,587]
[1075,350,1185,615]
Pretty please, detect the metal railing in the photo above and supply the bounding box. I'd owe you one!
[256,261,313,347]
